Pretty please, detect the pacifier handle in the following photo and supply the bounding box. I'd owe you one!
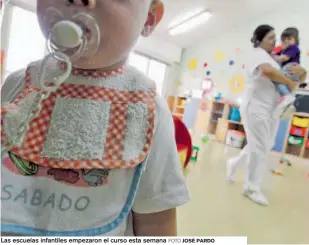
[39,52,72,92]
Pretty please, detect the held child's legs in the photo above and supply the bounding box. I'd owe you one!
[276,83,290,96]
[275,62,300,97]
[276,63,300,110]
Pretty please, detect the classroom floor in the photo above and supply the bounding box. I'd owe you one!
[177,141,309,244]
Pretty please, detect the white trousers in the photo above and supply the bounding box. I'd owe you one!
[230,103,281,191]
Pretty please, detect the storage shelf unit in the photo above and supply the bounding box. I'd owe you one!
[283,112,309,160]
[194,99,245,144]
[167,96,187,120]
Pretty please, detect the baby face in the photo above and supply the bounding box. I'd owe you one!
[281,36,296,48]
[37,0,153,69]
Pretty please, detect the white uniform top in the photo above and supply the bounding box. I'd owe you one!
[242,47,281,116]
[1,70,190,236]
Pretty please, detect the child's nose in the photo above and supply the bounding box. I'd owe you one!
[67,0,96,8]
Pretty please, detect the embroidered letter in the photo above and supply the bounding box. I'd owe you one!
[30,189,42,206]
[43,193,56,209]
[58,194,72,211]
[1,185,13,201]
[74,196,90,211]
[13,188,28,204]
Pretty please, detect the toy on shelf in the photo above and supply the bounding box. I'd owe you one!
[288,136,304,146]
[292,116,309,128]
[190,146,200,162]
[228,107,241,122]
[226,130,246,148]
[290,126,306,137]
[173,116,192,169]
[214,92,223,101]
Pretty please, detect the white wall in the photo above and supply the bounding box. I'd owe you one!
[178,2,309,103]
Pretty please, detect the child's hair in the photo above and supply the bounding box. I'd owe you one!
[281,27,299,44]
[151,0,160,6]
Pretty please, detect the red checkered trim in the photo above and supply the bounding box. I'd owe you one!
[104,103,128,167]
[59,62,125,79]
[1,65,156,169]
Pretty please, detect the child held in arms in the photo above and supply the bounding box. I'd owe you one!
[273,27,307,112]
[1,0,189,236]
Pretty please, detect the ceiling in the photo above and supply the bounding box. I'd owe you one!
[153,0,283,48]
[11,0,298,49]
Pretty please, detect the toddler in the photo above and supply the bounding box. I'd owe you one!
[273,27,306,111]
[1,0,189,236]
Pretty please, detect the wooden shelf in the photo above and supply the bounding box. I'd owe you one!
[194,100,244,145]
[228,120,243,125]
[303,148,309,159]
[295,88,309,92]
[293,112,309,117]
[167,96,188,121]
[286,144,302,157]
[283,112,309,159]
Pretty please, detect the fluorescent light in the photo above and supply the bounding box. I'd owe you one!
[169,10,212,36]
[168,8,205,28]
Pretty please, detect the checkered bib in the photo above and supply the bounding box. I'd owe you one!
[1,61,156,170]
[1,61,156,236]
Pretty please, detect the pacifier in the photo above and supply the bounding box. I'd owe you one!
[2,4,100,150]
[50,21,83,49]
[46,9,100,61]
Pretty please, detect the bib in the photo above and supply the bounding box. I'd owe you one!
[1,61,156,170]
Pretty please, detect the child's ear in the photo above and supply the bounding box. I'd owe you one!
[141,1,164,37]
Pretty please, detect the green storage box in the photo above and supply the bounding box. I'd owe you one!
[288,135,304,146]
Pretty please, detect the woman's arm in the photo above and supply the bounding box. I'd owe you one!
[133,208,177,236]
[259,64,297,92]
[288,65,307,83]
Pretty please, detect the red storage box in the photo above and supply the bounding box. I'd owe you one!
[290,126,306,137]
[306,139,309,149]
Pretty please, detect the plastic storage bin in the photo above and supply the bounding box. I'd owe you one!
[229,107,241,122]
[290,126,307,137]
[292,117,309,128]
[288,135,304,146]
[226,130,246,148]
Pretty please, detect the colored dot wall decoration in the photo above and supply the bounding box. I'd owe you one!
[229,75,245,94]
[188,59,198,70]
[214,51,225,62]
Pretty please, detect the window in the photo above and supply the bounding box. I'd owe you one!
[128,53,149,74]
[6,6,45,75]
[128,52,167,96]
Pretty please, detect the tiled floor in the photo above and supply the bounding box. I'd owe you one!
[177,141,309,244]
